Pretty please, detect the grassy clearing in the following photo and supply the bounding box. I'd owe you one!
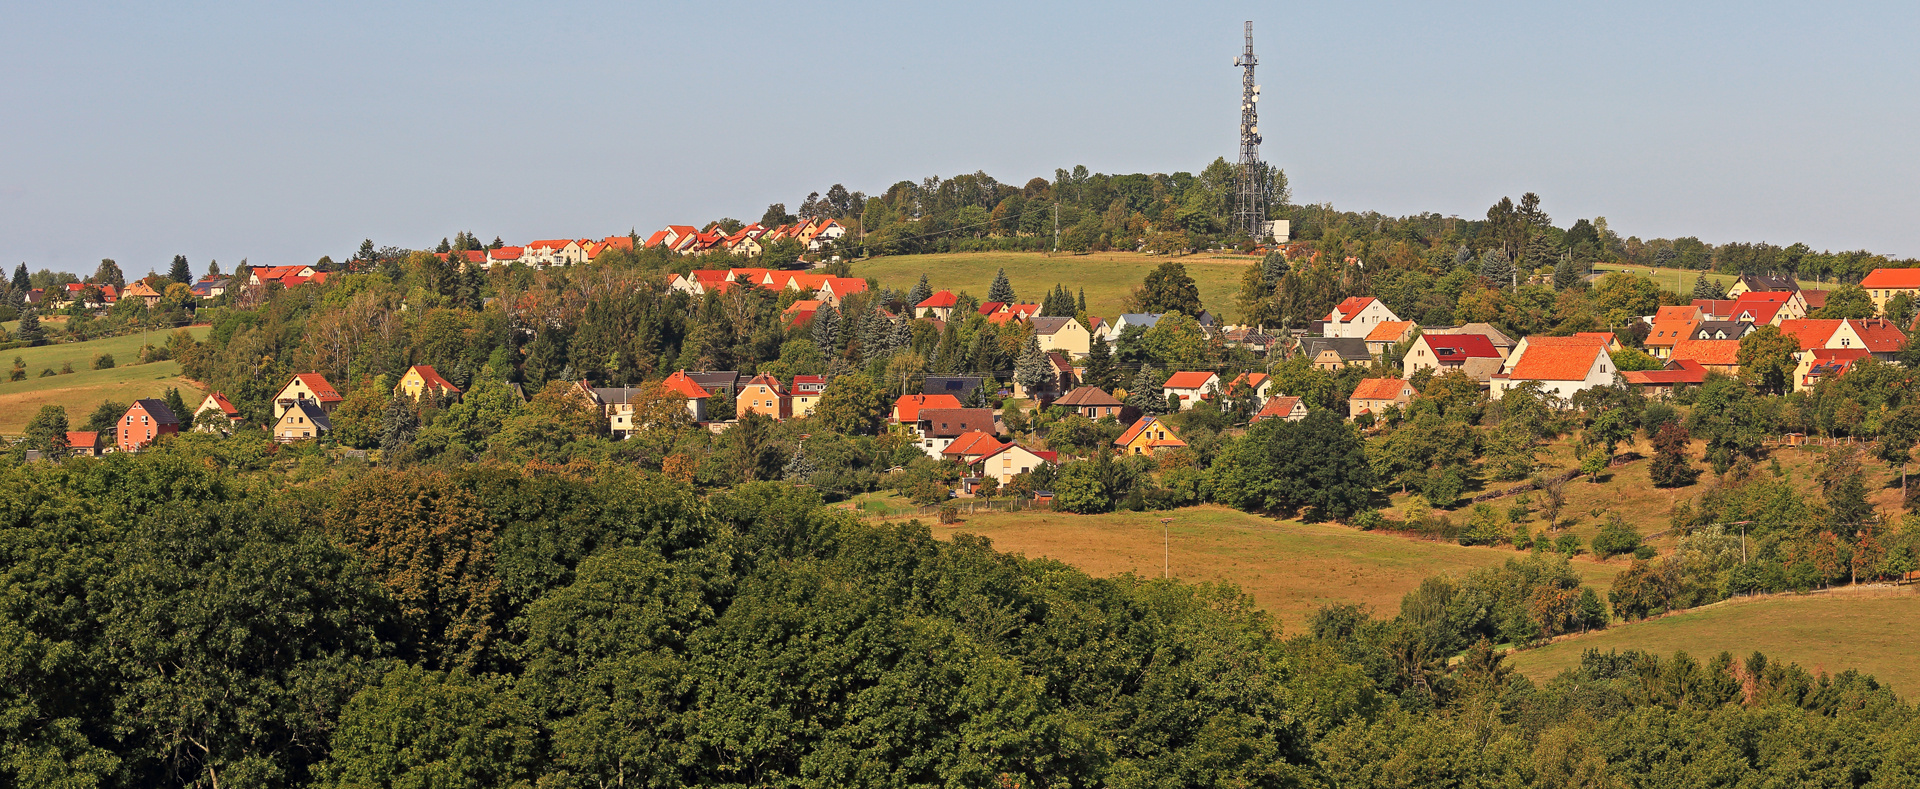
[0,327,209,432]
[1508,585,1920,695]
[931,505,1622,632]
[855,251,1251,321]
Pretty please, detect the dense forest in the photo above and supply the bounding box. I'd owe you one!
[3,444,1919,788]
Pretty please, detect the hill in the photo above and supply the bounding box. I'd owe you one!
[856,251,1252,321]
[1508,585,1920,696]
[928,505,1624,631]
[0,327,208,432]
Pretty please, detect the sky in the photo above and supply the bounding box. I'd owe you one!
[4,0,1918,277]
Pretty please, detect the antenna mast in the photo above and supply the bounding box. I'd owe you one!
[1233,21,1267,242]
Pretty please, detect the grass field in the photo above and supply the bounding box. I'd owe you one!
[1591,263,1854,296]
[0,327,208,432]
[1508,585,1920,695]
[856,251,1252,321]
[931,505,1622,632]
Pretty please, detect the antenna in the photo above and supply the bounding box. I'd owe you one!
[1233,21,1267,242]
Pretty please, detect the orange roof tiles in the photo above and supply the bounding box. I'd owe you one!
[408,365,462,395]
[660,370,711,399]
[1778,319,1843,351]
[1849,318,1906,353]
[1326,296,1377,322]
[917,290,958,308]
[1351,377,1411,400]
[293,373,343,402]
[895,394,962,423]
[1862,268,1920,289]
[942,430,1004,458]
[1508,345,1605,381]
[1162,372,1218,390]
[1670,338,1742,366]
[1365,320,1415,342]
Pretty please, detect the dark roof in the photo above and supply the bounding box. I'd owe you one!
[1030,316,1075,335]
[685,371,739,391]
[1692,321,1753,340]
[1739,274,1800,292]
[593,387,645,405]
[923,376,985,397]
[1055,386,1122,407]
[916,408,996,438]
[1422,333,1501,362]
[131,399,181,425]
[290,400,333,431]
[1304,337,1373,361]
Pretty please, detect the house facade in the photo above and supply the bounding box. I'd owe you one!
[1161,372,1220,410]
[1321,297,1400,339]
[1863,268,1920,314]
[736,374,791,420]
[395,365,462,402]
[1348,378,1414,419]
[972,443,1059,486]
[1490,344,1615,401]
[1115,416,1185,455]
[119,399,181,452]
[1031,317,1092,359]
[272,401,332,442]
[274,373,342,418]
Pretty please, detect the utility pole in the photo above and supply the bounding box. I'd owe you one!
[1053,203,1059,253]
[1233,21,1267,242]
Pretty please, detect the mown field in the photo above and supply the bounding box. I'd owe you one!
[0,326,209,432]
[856,251,1252,321]
[928,505,1623,631]
[1508,585,1920,695]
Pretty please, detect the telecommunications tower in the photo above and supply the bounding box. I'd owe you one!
[1233,21,1267,241]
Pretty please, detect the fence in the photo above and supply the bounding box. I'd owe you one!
[855,497,1055,520]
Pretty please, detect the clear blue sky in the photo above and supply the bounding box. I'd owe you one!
[4,1,1917,277]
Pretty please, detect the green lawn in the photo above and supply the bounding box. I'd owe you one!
[1508,586,1920,697]
[855,251,1251,322]
[0,327,209,432]
[932,505,1621,632]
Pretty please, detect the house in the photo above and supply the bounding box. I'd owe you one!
[685,371,742,400]
[65,431,103,457]
[1427,323,1516,357]
[272,400,332,443]
[1490,342,1615,401]
[1726,274,1801,297]
[124,280,164,307]
[395,365,462,402]
[1302,337,1374,371]
[915,290,957,321]
[1455,357,1507,384]
[1322,296,1401,339]
[118,399,181,452]
[1013,353,1076,400]
[1861,268,1920,314]
[915,408,997,458]
[783,299,822,329]
[1690,321,1755,341]
[189,278,228,300]
[193,392,243,431]
[660,370,713,422]
[894,394,964,424]
[581,386,646,438]
[1799,289,1830,312]
[941,431,1005,464]
[273,373,343,418]
[1692,299,1736,321]
[1055,386,1125,420]
[1499,335,1612,376]
[487,246,524,267]
[1031,316,1092,358]
[1796,348,1873,392]
[814,277,870,307]
[1668,338,1743,376]
[736,374,791,420]
[1349,377,1415,418]
[1161,371,1220,410]
[1728,291,1807,326]
[1364,320,1417,355]
[1620,359,1710,398]
[971,443,1059,486]
[1226,372,1273,400]
[1253,395,1308,423]
[1645,306,1704,359]
[790,375,826,418]
[1115,415,1186,455]
[924,376,987,404]
[1403,333,1500,375]
[249,265,316,285]
[1102,313,1163,346]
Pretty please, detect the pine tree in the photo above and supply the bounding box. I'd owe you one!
[1014,335,1053,395]
[1554,252,1579,290]
[907,274,931,309]
[1522,234,1558,281]
[15,308,43,346]
[783,445,818,481]
[10,263,28,295]
[988,268,1015,303]
[1076,288,1087,314]
[435,238,452,253]
[1084,337,1118,391]
[1452,245,1474,271]
[811,303,841,353]
[1692,274,1723,300]
[166,255,191,285]
[1125,366,1164,414]
[162,387,191,425]
[206,259,221,278]
[380,396,418,456]
[1261,251,1290,283]
[1479,249,1514,288]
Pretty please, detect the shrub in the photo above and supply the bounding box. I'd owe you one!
[1555,533,1584,556]
[1352,509,1385,531]
[92,353,116,370]
[1590,515,1645,561]
[938,505,958,525]
[39,368,56,377]
[59,361,73,374]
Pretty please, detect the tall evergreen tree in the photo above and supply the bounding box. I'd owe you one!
[1125,366,1165,414]
[10,263,28,295]
[1014,335,1053,395]
[1076,288,1087,314]
[906,274,931,309]
[380,395,418,456]
[1261,251,1290,283]
[1554,252,1580,290]
[1452,245,1474,271]
[1479,249,1515,288]
[93,259,126,289]
[167,255,192,285]
[1083,336,1118,391]
[1522,234,1558,281]
[987,268,1015,303]
[811,303,841,353]
[15,308,43,346]
[1692,274,1724,300]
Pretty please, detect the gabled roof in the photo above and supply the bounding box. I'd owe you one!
[923,376,985,397]
[895,394,963,423]
[1654,305,1703,323]
[1030,316,1077,335]
[974,442,1057,467]
[130,398,181,425]
[818,277,869,296]
[1162,371,1218,390]
[916,290,957,308]
[290,373,343,403]
[1351,378,1412,401]
[1670,337,1742,366]
[1861,268,1920,289]
[1227,372,1268,392]
[1303,337,1373,361]
[1365,320,1416,343]
[1254,395,1304,422]
[406,365,462,394]
[1115,416,1185,448]
[490,246,524,260]
[204,392,240,417]
[1429,322,1515,348]
[1422,334,1500,362]
[978,301,1007,315]
[739,372,786,394]
[660,370,712,399]
[1507,344,1606,381]
[1646,317,1699,348]
[1326,296,1379,322]
[790,375,826,390]
[1737,273,1800,292]
[66,431,99,448]
[1731,291,1793,324]
[917,408,995,438]
[286,400,333,431]
[124,281,162,298]
[1693,299,1736,319]
[1799,289,1829,310]
[1692,321,1753,340]
[1055,386,1122,407]
[1778,319,1844,351]
[1849,318,1907,353]
[1621,358,1710,386]
[941,431,1003,458]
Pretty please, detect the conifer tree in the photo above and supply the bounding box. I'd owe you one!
[380,395,417,456]
[1479,249,1515,288]
[15,308,43,346]
[1014,335,1053,395]
[907,274,931,309]
[1077,288,1087,314]
[1452,245,1474,271]
[1125,366,1165,414]
[1084,337,1118,391]
[987,268,1015,303]
[811,303,840,353]
[1261,251,1289,283]
[783,445,817,481]
[167,255,193,285]
[10,263,28,296]
[1553,252,1580,290]
[1692,273,1724,300]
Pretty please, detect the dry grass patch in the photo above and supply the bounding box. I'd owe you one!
[856,251,1251,321]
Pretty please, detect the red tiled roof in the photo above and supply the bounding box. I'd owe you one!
[974,442,1056,467]
[1114,416,1183,448]
[1849,318,1907,353]
[1365,320,1415,342]
[740,372,786,395]
[1162,371,1217,390]
[408,365,462,395]
[1731,292,1793,324]
[527,238,574,251]
[917,290,958,308]
[66,431,98,448]
[1646,318,1699,348]
[1227,372,1268,392]
[1326,296,1377,322]
[1692,299,1735,319]
[1423,334,1500,362]
[977,301,1006,315]
[1351,377,1412,401]
[1862,268,1920,289]
[292,373,343,403]
[1254,395,1304,421]
[1670,338,1742,366]
[660,370,711,399]
[1654,305,1701,322]
[490,246,523,260]
[1055,386,1122,407]
[1508,345,1605,381]
[942,431,1003,458]
[205,392,240,417]
[1778,319,1843,351]
[895,394,962,423]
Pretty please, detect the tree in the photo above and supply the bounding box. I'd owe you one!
[1811,284,1875,319]
[23,405,70,459]
[813,373,888,435]
[1478,249,1515,288]
[1589,515,1643,561]
[1737,325,1800,394]
[167,254,192,285]
[761,202,796,228]
[93,258,126,289]
[381,395,418,456]
[1820,446,1873,531]
[1053,460,1111,514]
[14,308,43,345]
[1553,253,1579,290]
[1214,409,1377,520]
[316,665,539,789]
[1136,261,1202,315]
[987,268,1015,303]
[1013,335,1053,396]
[1649,423,1696,487]
[1083,335,1118,392]
[162,387,191,426]
[11,262,30,295]
[1126,366,1166,415]
[906,274,931,309]
[1691,274,1723,300]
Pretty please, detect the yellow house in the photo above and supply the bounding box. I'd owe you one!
[1114,416,1186,456]
[272,401,332,443]
[972,443,1059,486]
[273,373,343,418]
[394,365,462,402]
[1031,316,1091,358]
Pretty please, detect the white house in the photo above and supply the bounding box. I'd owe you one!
[1489,342,1614,401]
[1161,371,1220,410]
[1322,296,1400,339]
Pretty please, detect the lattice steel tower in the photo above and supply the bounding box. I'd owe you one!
[1233,21,1266,241]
